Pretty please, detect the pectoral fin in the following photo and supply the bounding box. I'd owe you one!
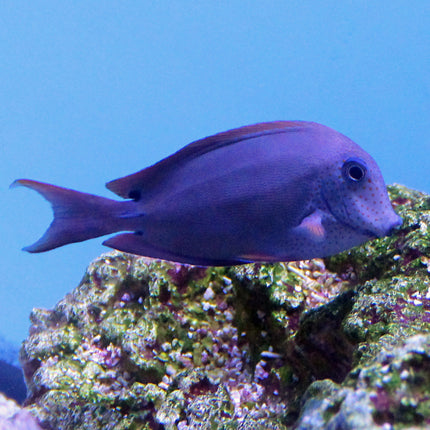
[295,210,326,242]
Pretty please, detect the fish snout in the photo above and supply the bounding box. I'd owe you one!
[377,213,403,238]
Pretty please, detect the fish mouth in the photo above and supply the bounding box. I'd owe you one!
[343,214,402,240]
[375,215,403,238]
[347,213,403,240]
[360,228,379,239]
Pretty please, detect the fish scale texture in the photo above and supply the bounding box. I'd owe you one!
[16,184,430,429]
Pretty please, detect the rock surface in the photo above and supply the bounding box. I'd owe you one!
[0,393,42,430]
[18,184,430,429]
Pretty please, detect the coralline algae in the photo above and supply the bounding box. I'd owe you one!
[17,184,430,429]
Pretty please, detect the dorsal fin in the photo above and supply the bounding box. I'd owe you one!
[106,121,307,199]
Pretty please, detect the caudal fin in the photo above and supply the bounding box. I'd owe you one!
[11,179,124,253]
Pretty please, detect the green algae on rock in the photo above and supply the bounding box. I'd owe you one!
[19,255,349,429]
[19,184,430,429]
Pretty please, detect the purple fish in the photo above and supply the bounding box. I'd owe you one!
[12,121,402,266]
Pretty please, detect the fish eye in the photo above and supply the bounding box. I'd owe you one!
[342,158,367,183]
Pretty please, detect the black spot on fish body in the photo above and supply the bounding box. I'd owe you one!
[128,190,141,201]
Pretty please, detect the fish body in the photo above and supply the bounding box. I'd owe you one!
[13,121,402,266]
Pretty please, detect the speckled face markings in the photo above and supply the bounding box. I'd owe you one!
[321,149,402,250]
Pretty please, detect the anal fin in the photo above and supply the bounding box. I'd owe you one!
[103,233,251,267]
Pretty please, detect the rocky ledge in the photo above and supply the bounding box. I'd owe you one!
[18,184,430,429]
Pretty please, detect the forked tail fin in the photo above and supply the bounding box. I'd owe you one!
[11,179,125,252]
